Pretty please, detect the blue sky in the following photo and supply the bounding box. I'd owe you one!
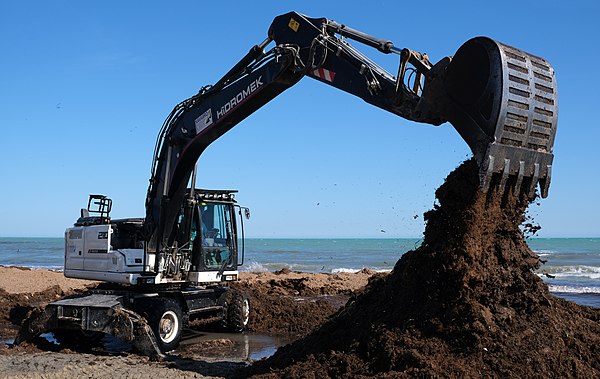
[1,1,598,238]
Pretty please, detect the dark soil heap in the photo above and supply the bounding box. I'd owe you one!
[0,286,67,339]
[248,159,600,378]
[235,276,339,336]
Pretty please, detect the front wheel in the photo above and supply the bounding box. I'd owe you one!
[147,298,183,352]
[225,291,250,332]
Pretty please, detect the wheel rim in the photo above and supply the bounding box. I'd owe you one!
[158,310,179,343]
[241,299,250,326]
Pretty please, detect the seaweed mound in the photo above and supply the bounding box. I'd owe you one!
[249,159,600,378]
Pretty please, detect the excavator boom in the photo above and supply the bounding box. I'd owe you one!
[145,11,558,271]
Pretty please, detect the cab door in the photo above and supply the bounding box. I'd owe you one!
[199,202,237,271]
[82,224,112,271]
[64,227,85,270]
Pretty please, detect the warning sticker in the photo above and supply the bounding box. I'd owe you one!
[195,108,213,134]
[288,18,299,32]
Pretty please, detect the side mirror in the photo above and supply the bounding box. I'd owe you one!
[244,208,251,220]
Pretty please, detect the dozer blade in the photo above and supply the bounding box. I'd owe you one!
[13,295,164,360]
[443,37,558,198]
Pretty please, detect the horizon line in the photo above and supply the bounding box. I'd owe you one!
[1,236,599,240]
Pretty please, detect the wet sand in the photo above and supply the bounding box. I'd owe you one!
[0,352,242,379]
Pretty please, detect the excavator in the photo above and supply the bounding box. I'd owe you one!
[14,11,558,358]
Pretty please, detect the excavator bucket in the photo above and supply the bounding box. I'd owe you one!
[443,37,558,198]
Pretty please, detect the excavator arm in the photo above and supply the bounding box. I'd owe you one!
[144,39,304,255]
[144,11,558,267]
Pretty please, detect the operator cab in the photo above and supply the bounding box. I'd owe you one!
[184,189,248,281]
[147,188,248,283]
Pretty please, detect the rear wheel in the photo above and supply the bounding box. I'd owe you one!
[147,298,183,352]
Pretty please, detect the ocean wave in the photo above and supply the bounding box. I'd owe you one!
[331,267,392,274]
[30,265,64,271]
[240,262,324,272]
[537,265,600,279]
[240,263,392,274]
[1,264,64,271]
[549,285,600,294]
[240,262,270,273]
[331,268,361,274]
[533,249,558,256]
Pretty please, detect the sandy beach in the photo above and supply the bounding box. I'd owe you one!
[0,266,375,378]
[0,266,97,294]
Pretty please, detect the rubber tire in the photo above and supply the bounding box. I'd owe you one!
[147,298,183,353]
[225,291,250,332]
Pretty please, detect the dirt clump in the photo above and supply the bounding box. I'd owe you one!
[248,159,600,378]
[177,338,236,358]
[0,285,70,341]
[234,279,340,336]
[232,270,374,336]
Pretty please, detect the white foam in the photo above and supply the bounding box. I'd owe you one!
[243,263,391,274]
[240,262,269,273]
[537,265,600,279]
[533,249,559,256]
[331,267,392,274]
[331,268,360,274]
[549,285,600,294]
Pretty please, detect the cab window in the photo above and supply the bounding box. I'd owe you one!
[200,202,235,270]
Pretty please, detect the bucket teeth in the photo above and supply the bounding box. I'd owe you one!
[513,161,525,196]
[528,163,541,198]
[480,156,494,194]
[478,146,552,199]
[499,158,511,193]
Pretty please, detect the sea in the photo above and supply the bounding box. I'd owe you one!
[1,237,598,308]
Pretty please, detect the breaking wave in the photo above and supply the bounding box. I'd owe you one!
[548,285,600,294]
[537,265,600,280]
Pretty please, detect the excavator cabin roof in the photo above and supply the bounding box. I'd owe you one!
[189,188,238,203]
